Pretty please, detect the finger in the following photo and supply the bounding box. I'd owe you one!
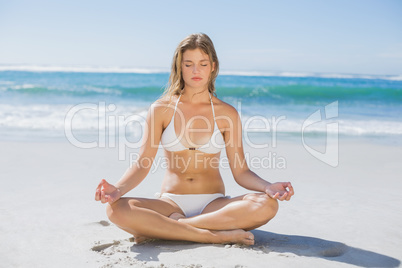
[102,179,112,188]
[287,182,294,193]
[102,180,115,193]
[95,189,101,201]
[278,192,288,201]
[95,179,107,201]
[289,185,295,196]
[96,179,106,190]
[101,190,106,204]
[285,188,292,200]
[272,192,280,199]
[288,188,294,198]
[95,180,106,196]
[106,195,115,204]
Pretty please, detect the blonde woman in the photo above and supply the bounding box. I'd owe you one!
[95,33,294,245]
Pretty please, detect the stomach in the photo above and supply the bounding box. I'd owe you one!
[160,150,225,194]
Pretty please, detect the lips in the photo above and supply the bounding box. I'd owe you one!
[191,77,202,81]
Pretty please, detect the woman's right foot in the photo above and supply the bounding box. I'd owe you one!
[213,229,255,245]
[135,229,254,245]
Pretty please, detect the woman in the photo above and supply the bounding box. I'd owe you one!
[95,33,294,245]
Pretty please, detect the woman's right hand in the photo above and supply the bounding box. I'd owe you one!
[95,179,122,204]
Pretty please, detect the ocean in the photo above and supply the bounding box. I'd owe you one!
[0,66,401,147]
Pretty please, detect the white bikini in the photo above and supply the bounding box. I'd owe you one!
[159,93,227,217]
[161,93,225,153]
[156,192,226,217]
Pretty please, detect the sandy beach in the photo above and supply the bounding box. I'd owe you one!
[0,138,401,268]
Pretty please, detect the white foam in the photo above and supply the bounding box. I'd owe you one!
[0,83,42,92]
[241,115,402,136]
[10,84,37,90]
[220,70,402,81]
[82,85,120,94]
[0,103,149,141]
[386,75,402,81]
[219,70,316,77]
[1,102,401,142]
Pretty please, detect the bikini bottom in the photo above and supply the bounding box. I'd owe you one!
[157,193,226,218]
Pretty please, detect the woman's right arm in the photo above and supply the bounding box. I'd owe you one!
[95,101,166,204]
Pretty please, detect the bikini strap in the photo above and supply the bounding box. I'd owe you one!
[209,93,216,121]
[173,94,181,115]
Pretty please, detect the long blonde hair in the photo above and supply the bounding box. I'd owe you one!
[162,33,219,99]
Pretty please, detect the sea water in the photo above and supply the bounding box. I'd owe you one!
[0,66,401,147]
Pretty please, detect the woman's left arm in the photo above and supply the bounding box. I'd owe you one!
[223,106,294,201]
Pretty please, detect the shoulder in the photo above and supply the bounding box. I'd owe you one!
[147,96,178,128]
[211,96,241,133]
[150,95,179,114]
[211,96,240,119]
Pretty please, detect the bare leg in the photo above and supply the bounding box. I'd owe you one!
[106,197,254,245]
[178,193,279,231]
[133,212,185,243]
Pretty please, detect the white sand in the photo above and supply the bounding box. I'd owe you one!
[0,139,401,267]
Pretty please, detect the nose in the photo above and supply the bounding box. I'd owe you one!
[192,65,200,74]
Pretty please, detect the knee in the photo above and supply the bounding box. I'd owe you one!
[106,198,132,226]
[246,193,279,225]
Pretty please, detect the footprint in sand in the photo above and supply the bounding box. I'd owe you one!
[87,220,111,227]
[98,220,110,226]
[319,244,348,257]
[91,240,120,252]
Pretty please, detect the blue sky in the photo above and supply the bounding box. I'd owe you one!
[0,0,401,75]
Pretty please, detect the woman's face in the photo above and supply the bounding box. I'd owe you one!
[181,48,215,90]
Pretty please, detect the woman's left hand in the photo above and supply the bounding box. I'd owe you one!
[265,182,294,201]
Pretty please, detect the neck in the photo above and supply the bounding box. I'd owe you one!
[181,86,210,103]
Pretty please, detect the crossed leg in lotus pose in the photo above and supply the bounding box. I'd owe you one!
[106,192,278,245]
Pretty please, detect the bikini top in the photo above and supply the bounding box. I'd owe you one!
[161,93,225,154]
